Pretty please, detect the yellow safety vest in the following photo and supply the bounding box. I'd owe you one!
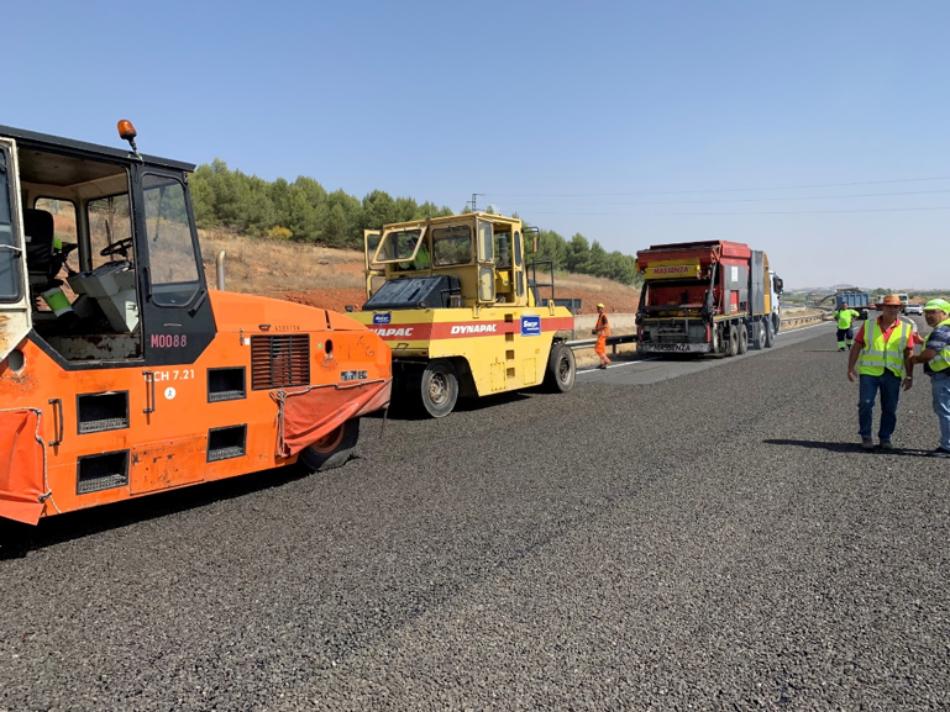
[834,309,859,329]
[857,319,911,379]
[925,317,950,373]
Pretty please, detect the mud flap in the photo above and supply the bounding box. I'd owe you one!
[273,378,392,458]
[0,409,46,525]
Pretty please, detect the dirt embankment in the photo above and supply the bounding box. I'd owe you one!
[200,229,641,316]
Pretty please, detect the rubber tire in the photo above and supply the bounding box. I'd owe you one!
[751,322,766,350]
[737,324,749,354]
[420,359,459,418]
[298,418,360,473]
[727,325,739,357]
[543,343,576,393]
[764,320,775,348]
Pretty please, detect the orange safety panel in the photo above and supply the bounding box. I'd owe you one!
[131,436,207,495]
[275,379,392,457]
[0,410,46,525]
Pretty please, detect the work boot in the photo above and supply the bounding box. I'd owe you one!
[861,438,874,451]
[879,440,894,450]
[598,363,607,370]
[929,447,950,458]
[839,347,846,352]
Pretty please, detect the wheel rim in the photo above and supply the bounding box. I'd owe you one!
[558,354,571,383]
[428,372,449,405]
[310,424,344,454]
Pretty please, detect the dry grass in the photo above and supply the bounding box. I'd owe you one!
[198,228,365,294]
[554,271,640,298]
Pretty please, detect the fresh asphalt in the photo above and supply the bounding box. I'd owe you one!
[1,318,948,710]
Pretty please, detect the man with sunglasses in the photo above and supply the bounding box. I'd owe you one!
[911,299,950,458]
[847,295,917,450]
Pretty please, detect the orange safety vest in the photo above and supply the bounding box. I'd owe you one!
[595,312,611,338]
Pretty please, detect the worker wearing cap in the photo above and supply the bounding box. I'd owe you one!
[847,294,916,450]
[592,303,611,369]
[832,301,861,352]
[910,299,950,458]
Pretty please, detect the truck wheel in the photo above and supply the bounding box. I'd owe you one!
[737,324,749,354]
[299,418,360,473]
[543,343,576,393]
[727,325,739,357]
[751,322,766,350]
[420,359,458,418]
[764,320,775,348]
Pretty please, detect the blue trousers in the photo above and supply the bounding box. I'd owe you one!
[932,372,950,451]
[858,372,902,441]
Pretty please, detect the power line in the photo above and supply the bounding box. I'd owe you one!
[498,188,950,207]
[522,206,950,217]
[487,175,950,198]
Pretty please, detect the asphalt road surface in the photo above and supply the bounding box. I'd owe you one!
[2,320,948,710]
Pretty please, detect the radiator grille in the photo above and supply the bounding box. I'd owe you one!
[251,335,310,390]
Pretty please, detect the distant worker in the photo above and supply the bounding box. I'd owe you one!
[910,299,950,458]
[593,303,611,369]
[832,301,861,352]
[847,295,916,450]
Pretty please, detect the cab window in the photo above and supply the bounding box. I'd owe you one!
[88,193,133,270]
[143,174,200,306]
[374,228,422,263]
[432,224,472,266]
[0,151,20,301]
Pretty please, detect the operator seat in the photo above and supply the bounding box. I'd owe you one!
[24,208,65,292]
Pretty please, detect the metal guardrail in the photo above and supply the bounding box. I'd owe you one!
[780,313,828,327]
[566,334,638,352]
[566,313,828,352]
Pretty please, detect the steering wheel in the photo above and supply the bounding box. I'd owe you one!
[100,236,134,258]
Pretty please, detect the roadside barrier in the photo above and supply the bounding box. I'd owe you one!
[566,313,828,352]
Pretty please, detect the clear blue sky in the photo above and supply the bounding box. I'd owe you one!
[6,0,949,290]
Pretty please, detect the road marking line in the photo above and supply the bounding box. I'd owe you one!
[578,357,659,375]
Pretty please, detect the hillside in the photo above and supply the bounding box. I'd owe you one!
[198,229,642,315]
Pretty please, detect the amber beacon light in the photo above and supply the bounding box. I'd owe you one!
[117,119,139,155]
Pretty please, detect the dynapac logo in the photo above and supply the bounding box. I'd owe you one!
[372,327,413,337]
[450,324,497,335]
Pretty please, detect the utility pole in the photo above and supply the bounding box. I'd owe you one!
[468,193,485,213]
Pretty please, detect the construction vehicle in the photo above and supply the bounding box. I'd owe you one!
[351,212,576,417]
[768,269,783,335]
[832,288,872,319]
[0,122,392,525]
[635,240,783,356]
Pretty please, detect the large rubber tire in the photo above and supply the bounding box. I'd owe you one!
[420,359,459,418]
[764,320,775,348]
[727,325,739,357]
[737,324,749,354]
[751,322,766,350]
[543,343,576,393]
[298,418,360,473]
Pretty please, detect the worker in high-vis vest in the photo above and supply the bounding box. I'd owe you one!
[847,294,916,450]
[592,303,611,369]
[832,301,861,352]
[911,299,950,458]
